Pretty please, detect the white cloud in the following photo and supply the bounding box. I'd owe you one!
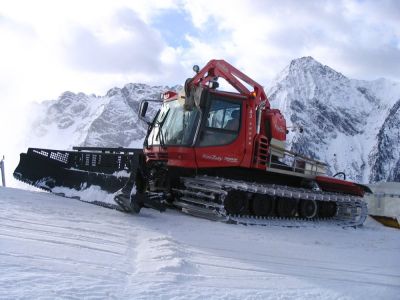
[64,9,165,74]
[0,0,184,177]
[181,0,400,82]
[0,0,398,106]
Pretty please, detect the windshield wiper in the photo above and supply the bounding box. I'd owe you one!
[144,109,160,148]
[156,109,170,149]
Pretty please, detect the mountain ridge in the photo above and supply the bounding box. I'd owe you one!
[267,56,400,183]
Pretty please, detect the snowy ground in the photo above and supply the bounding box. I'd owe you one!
[0,187,399,299]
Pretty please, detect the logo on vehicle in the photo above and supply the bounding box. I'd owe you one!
[202,154,238,163]
[275,124,285,134]
[202,154,223,161]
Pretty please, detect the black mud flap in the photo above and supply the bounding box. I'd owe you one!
[114,192,166,213]
[112,152,167,213]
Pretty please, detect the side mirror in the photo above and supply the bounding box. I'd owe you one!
[138,99,163,125]
[139,101,149,118]
[139,100,151,125]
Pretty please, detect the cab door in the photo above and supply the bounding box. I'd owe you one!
[195,93,247,168]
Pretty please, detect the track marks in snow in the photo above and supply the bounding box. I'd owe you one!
[135,236,197,279]
[0,188,141,299]
[1,187,400,300]
[0,215,126,239]
[187,245,400,283]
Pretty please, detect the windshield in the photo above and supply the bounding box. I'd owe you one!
[147,100,201,146]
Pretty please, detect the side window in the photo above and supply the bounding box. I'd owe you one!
[199,99,241,146]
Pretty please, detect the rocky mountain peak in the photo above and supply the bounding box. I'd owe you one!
[28,83,168,150]
[288,56,347,84]
[106,87,122,97]
[267,57,400,183]
[289,56,320,69]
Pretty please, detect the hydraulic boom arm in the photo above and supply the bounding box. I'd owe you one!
[188,59,270,109]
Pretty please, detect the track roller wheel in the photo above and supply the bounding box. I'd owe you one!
[252,194,275,217]
[318,201,337,218]
[224,190,249,215]
[298,199,318,219]
[276,198,297,218]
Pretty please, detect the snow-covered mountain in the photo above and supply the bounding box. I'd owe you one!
[267,57,400,183]
[26,57,400,183]
[28,83,168,150]
[368,99,400,182]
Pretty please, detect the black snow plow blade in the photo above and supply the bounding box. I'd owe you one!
[13,147,166,213]
[14,147,139,192]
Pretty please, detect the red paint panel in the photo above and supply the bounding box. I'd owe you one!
[316,176,364,196]
[195,140,245,168]
[195,102,249,168]
[144,146,197,168]
[265,110,286,141]
[167,147,197,168]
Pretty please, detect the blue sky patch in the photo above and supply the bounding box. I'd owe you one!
[152,9,197,48]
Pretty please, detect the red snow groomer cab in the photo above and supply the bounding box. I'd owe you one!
[14,59,370,227]
[138,60,369,226]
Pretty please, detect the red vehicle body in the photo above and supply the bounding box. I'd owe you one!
[142,60,364,198]
[14,59,369,226]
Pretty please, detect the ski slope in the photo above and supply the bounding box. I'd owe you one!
[0,187,399,299]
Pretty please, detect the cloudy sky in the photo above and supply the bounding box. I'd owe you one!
[1,0,399,104]
[0,0,399,158]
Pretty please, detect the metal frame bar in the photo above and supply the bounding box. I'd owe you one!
[0,156,5,187]
[268,145,326,177]
[72,146,142,154]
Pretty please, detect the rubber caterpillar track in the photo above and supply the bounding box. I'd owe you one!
[172,176,368,227]
[14,170,367,227]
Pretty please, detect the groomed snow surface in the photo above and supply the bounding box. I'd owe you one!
[1,187,399,299]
